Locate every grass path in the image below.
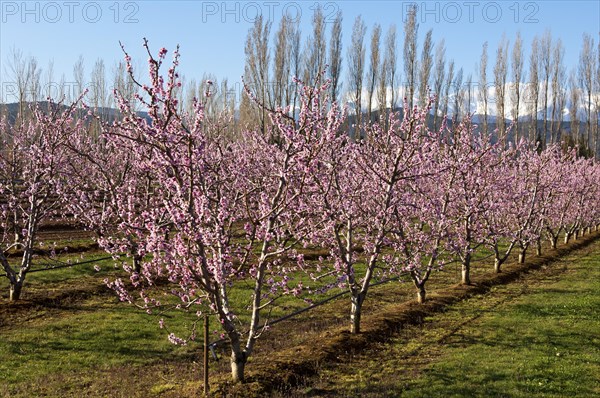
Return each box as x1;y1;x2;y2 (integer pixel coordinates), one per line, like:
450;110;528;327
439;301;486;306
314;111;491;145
294;238;600;397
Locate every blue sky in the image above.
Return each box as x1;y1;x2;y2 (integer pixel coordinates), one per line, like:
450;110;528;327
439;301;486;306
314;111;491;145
1;0;599;103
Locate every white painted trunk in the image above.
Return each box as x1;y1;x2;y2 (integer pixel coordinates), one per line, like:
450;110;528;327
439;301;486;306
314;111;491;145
461;253;471;285
227;331;247;383
230;352;246;384
461;266;470;285
350;292;365;334
518;249;526;264
494;257;502;273
416;285;426;304
9;281;23;301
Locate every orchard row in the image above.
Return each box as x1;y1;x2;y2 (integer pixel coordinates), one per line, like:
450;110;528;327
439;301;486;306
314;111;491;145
1;43;599;383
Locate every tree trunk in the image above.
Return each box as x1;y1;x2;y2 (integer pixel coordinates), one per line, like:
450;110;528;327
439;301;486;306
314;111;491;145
350;291;366;334
231;338;248;383
133;254;142;274
535;239;542;256
549;235;558;249
518;248;526;264
9;281;23;301
564;231;571;244
9;218;37;303
461;253;471;285
231;353;246;383
416;284;426;304
494;257;503;273
461;265;471;285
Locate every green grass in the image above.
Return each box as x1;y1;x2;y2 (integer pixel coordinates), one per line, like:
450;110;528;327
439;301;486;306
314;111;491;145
25;252;115;280
0;246;349;394
0;254;205;395
406;247;600;398
0;295;197;385
1;231;598;397
308;239;600;397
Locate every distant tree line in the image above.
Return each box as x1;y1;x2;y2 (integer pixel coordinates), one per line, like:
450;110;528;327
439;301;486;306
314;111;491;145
240;6;600;157
1;6;599;157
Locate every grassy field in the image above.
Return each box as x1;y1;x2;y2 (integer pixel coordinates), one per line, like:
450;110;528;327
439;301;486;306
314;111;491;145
296;237;600;397
1;232;599;397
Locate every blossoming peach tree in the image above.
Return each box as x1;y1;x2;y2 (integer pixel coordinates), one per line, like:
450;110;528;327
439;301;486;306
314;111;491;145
304;100;449;331
0;99;85;300
96;40;343;383
68;40;600;385
63;108;169;274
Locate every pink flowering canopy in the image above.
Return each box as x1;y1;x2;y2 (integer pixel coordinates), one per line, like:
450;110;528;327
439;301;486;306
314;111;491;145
38;41;600;384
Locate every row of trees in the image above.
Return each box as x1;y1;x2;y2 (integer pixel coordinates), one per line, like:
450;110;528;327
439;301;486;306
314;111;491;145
241;8;600;156
3;8;599;156
1;43;600;384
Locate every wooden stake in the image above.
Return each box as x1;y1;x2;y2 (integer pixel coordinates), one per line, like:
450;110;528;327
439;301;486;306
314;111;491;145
204;314;209;396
